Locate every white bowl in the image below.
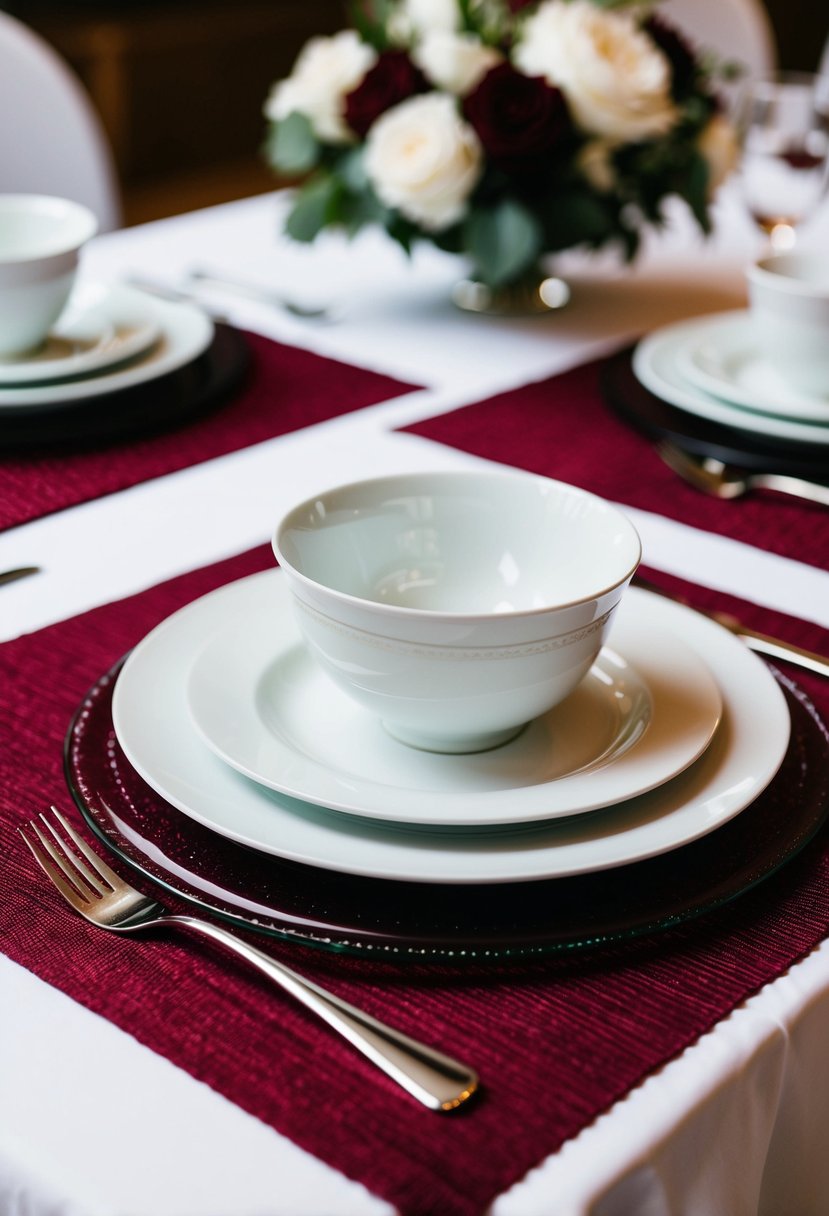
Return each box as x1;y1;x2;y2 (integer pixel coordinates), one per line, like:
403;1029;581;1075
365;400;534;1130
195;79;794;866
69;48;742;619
746;252;829;396
0;194;98;358
273;470;642;754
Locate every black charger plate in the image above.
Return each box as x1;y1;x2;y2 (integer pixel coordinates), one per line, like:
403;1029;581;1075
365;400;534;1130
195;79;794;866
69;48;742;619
0;323;249;451
601;348;829;481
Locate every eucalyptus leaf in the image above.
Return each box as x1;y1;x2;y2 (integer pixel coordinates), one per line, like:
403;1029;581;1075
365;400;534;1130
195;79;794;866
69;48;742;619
458;0;476;33
540;189;615;251
684;151;712;233
340;186;392;236
384;213;419;256
348;0;392;50
464;200;543;287
338;147;370;193
285;175;342;242
269;112;319;174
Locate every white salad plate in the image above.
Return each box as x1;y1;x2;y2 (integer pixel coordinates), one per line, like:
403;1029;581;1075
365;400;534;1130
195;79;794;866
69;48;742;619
633;311;829;445
185;575;722;827
112;571;790;885
675;311;829;423
0;283;213;410
0;282;160;385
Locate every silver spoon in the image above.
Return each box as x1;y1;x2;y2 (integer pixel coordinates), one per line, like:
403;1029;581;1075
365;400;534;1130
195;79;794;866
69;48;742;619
186;268;332;321
657;441;829;507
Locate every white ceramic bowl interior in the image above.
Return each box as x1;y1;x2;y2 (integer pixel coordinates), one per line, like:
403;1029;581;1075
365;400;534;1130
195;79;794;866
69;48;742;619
746;252;829;395
0;194;98;357
273;470;642;754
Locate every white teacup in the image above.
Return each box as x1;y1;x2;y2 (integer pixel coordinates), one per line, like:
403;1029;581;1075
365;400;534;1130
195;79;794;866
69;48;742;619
746;252;829;397
0;194;98;359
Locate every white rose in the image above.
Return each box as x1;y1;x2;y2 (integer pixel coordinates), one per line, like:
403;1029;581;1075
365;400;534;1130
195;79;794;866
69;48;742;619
364;93;483;231
698;113;739;196
414;31;502;96
264;30;377;143
393;0;460;39
514;0;677;143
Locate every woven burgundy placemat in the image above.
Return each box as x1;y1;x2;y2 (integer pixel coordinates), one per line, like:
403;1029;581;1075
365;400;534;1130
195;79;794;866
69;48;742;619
401;352;829;571
2;543;829;1216
0;330;418;532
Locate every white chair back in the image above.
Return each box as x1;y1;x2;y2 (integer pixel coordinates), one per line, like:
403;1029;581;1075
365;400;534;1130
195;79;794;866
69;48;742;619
0;12;121;231
659;0;777;81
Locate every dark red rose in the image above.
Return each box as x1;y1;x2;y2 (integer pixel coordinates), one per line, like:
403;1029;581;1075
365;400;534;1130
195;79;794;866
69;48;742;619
463;62;571;174
506;0;537;10
645;15;700;100
344;50;428;138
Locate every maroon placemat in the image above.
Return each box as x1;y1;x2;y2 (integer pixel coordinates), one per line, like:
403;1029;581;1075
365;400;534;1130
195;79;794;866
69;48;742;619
2;545;829;1216
401;352;829;572
0;330;418;532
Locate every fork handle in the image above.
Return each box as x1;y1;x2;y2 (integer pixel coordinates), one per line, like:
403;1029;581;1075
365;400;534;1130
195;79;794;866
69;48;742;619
162;914;478;1111
754;472;829;507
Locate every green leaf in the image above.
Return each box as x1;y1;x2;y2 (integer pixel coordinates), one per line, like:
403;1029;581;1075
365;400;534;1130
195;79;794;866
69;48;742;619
383;212;419;255
463;199;543;287
539;188;615;251
284;175;342;242
268;112;319;175
340;186;392;237
684;150;712;234
430;225;465;256
457;0;476;33
348;0;392;50
337;147;370;193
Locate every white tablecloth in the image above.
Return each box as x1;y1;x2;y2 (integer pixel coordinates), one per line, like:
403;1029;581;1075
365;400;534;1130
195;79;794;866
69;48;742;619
2;189;829;1216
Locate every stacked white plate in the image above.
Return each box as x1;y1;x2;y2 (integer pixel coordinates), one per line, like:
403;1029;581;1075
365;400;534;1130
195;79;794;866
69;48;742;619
0;281;213;411
109;569;791;887
633;309;829;445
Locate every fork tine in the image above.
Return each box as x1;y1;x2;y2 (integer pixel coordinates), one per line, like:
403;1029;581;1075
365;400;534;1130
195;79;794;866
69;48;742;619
47;805;125;891
18;822;94;908
32;817;105;898
37;811;107;896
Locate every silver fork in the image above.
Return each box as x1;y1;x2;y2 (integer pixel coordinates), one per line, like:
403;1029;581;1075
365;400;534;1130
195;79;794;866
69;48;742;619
657;441;829;507
20;807;479;1112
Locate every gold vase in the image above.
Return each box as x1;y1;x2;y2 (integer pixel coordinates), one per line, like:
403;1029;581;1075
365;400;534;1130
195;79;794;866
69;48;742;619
451;263;570;316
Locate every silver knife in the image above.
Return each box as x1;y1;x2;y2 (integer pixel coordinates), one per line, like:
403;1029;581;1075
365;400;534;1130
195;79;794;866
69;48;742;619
0;566;40;586
707;611;829;679
635;578;829;678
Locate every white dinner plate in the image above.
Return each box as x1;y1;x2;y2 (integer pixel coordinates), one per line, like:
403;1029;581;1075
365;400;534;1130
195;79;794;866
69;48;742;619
675;312;829;423
0;283;160;385
0;283;213;410
633;312;829;445
112;571;790;884
185;577;722;827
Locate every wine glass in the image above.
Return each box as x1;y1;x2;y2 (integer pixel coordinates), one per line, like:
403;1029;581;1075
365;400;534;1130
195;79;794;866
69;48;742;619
737;71;829;251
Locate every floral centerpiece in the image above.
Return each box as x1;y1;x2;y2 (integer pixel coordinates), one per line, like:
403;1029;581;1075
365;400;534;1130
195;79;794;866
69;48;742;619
264;0;738;308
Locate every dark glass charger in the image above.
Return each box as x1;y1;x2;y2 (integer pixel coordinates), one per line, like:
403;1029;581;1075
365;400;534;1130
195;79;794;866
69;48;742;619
64;658;829;964
0;323;249;451
601;347;829;481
